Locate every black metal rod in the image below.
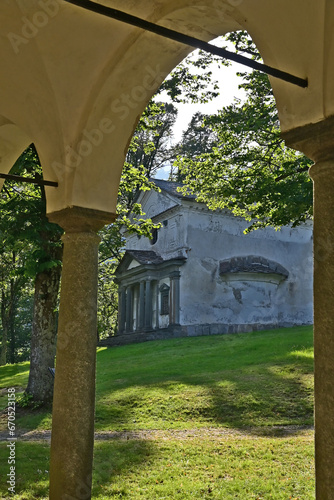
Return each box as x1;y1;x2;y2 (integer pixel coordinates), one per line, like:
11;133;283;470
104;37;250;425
64;0;308;88
0;173;58;187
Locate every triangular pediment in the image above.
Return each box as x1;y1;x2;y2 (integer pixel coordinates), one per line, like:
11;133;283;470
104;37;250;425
115;250;165;276
136;185;180;220
128;259;141;270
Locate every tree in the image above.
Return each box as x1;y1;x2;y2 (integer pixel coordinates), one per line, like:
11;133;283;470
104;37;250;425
0;145;63;403
170;111;218;181
97;164;161;338
126;101;178;178
0;249;30;365
175;32;313;231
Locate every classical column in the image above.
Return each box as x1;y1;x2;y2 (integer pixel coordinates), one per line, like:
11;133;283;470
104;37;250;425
139;281;145;330
283;116;334;500
170;272;181;325
125;286;133;333
48;206;115;500
155;282;160;329
119;287;126;334
144;279;152;330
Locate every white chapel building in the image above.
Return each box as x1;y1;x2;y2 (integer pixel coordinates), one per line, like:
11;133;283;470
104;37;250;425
110;179;313;345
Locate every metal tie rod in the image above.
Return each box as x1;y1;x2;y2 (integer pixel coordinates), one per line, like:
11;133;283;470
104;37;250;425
0;173;58;187
64;0;308;88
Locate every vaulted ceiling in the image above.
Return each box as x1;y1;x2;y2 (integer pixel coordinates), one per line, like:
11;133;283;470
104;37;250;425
0;1;331;214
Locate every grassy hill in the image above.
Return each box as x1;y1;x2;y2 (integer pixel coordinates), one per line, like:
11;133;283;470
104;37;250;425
0;326;315;499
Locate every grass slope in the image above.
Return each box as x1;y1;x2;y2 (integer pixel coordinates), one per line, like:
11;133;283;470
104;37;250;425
0;326;315;499
95;325;314;431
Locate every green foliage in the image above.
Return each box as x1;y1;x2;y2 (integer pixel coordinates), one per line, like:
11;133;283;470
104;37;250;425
175;32;313;231
158;49;223;104
127;102;177;177
17;391;44;410
0;146;63;273
0;145;63;365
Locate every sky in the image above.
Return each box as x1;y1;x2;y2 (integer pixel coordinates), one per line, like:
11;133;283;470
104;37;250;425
157;53;250;179
172;61;248;139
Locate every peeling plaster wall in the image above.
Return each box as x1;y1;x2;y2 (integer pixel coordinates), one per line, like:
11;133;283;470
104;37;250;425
125;189;313;333
179;202;313;330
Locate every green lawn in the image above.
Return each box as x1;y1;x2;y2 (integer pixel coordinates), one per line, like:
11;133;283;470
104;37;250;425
0;326;315;499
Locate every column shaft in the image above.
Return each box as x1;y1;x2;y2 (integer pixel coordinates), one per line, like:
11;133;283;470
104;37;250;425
145;280;152;330
139;281;145;330
310;161;334;500
283;117;334;500
48;206;115;500
125;287;133;333
49;231;100;499
119;288;126;334
170;273;181;325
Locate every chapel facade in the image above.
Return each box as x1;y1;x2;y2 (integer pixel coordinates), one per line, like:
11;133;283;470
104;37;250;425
109;179;313;346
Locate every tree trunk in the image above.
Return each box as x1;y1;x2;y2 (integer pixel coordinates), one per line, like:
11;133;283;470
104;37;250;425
0;323;8;366
26;253;62;404
0;290;10;366
9;279;16;364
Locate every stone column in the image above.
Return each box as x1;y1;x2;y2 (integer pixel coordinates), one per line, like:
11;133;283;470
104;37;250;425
139;281;145;330
170;272;181;325
283;116;334;500
48;206;115;500
144;279;152;330
119;288;126;334
125;286;133;333
155;282;160;329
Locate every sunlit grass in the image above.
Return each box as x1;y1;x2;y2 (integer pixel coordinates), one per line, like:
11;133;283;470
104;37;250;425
94;326;314;431
0;361;29;390
0;433;314;499
0;326;314;432
0;326;315;498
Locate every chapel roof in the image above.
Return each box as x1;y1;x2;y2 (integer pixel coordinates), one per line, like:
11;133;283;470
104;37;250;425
152;178;197;200
125;250;165;265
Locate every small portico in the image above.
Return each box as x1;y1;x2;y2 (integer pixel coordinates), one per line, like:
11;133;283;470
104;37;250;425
115;250;185;339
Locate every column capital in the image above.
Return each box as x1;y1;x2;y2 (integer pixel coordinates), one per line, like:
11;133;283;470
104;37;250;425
282;114;334;163
47;206;116;233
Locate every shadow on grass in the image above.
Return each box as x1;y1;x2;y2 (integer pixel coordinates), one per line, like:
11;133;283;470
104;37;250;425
92;439;157;497
0;439;156;499
202;363;313;435
95;326;314;434
0;326;315;436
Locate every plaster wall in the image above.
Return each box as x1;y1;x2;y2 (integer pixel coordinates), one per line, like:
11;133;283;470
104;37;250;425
125;191;313;331
126;208;188;260
179;203;313;329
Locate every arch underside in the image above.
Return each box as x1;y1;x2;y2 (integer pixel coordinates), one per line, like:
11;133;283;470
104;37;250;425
0;0;332;213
